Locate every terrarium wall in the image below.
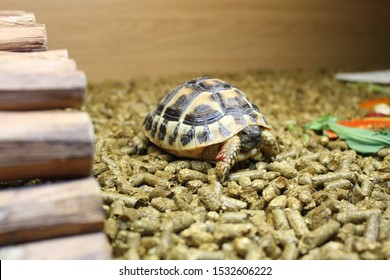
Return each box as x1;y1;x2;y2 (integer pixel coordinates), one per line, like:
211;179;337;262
2;0;390;82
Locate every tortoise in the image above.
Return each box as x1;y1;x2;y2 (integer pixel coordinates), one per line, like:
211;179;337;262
134;77;279;181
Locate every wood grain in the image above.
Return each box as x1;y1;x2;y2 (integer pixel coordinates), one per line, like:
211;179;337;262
0;232;111;260
0;49;69;60
0;10;45;52
0;10;36;24
1;0;389;81
0;111;94;180
0;57;77;73
0;50;71;74
0;178;104;246
0;50;86;110
0;71;87;110
0;23;47;52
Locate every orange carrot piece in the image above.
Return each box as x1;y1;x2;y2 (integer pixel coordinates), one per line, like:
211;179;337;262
323;129;338;139
337;118;390;130
359;98;390;110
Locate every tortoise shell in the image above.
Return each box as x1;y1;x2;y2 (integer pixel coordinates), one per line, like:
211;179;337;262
142;77;271;154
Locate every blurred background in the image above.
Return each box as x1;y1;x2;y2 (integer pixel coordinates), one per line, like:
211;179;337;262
2;0;390;82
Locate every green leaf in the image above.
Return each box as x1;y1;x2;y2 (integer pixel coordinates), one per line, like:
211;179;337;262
367;84;390;96
306;115;390;154
305;114;338;131
328;122;390;154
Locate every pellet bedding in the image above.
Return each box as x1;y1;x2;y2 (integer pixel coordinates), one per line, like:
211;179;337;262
87;70;390;260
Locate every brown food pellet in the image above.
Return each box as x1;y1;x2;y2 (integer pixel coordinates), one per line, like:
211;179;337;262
335;209;382;224
286;197;303;211
324;179;353;190
221;195;248;211
213;223;254;243
150;197;177;212
190;160;212;173
262;183;281;202
268;195;287;210
238;176;252;188
364;213;380;242
272;209;290;230
220;212;248;223
198;181;222;211
300;220;341;252
268;161;297;179
178;168;208;183
161;211;195;232
144;173;174;189
228;169;266;181
281;242;300;260
285;209;309;237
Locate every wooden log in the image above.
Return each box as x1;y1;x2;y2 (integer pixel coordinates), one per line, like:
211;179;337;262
0;11;36;25
0;57;78;73
0;111;94;180
0;71;87;110
0;49;69;61
0;23;47;52
0;178;104;246
0;232;111;260
0;49;74;73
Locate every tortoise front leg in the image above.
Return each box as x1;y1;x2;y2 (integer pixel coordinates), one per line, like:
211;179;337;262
259;129;279;158
215;135;241;181
133;132;150;154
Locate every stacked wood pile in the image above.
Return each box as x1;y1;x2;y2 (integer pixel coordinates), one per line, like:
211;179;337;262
0;11;111;259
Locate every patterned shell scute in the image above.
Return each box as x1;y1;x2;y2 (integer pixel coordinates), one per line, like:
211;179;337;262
143;77;271;151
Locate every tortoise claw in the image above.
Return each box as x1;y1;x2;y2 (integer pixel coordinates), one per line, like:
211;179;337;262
215;161;231;182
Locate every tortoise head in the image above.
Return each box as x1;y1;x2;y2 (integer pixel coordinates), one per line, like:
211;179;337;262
239;126;279;158
238;125;262;151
